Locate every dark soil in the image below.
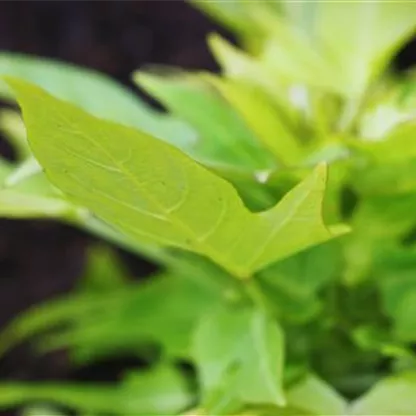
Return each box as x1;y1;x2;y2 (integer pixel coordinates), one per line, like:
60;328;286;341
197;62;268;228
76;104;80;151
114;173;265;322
0;0;414;412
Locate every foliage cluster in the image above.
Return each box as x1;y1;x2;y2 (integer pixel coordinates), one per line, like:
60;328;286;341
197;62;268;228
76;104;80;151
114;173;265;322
0;1;415;415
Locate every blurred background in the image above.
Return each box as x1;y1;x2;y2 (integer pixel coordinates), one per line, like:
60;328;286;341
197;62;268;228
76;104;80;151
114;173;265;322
0;0;414;396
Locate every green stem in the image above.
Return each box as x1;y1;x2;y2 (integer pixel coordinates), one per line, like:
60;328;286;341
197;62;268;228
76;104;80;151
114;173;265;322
66;211;170;266
243;278;269;312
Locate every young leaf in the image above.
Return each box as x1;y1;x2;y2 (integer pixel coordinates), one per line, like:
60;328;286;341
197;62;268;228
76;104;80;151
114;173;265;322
205;75;304;166
207;34;296;124
258;17;340;95
9;79;345;277
193;306;286;411
314;1;416;98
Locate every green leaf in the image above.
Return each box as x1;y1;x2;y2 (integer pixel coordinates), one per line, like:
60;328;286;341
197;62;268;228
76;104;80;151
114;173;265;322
9;79;344;277
204;75;304;166
343;194;416;284
284;374;347;415
135;69;276;170
77;246;130;293
12;270;229;362
258;15;340;95
314;1;416;98
375;246;416;342
207;34;295;123
257;242;342;323
0;364;193;415
350;372;416;415
0;52;196;146
189;0;280;48
359;122;416;164
193;306;286;412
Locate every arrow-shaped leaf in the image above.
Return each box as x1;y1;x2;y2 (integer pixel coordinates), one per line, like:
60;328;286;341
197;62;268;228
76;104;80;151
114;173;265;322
8;79;346;277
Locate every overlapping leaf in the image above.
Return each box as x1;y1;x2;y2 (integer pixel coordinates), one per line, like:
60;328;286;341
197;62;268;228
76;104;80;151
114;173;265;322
135;70;276;170
0;364;193;415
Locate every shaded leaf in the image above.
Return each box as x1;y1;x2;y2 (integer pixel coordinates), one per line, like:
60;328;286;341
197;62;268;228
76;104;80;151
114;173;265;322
257;242;341;323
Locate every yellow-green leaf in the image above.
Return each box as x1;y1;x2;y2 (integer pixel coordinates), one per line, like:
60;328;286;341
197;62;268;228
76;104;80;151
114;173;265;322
9;79;345;277
205;75;303;165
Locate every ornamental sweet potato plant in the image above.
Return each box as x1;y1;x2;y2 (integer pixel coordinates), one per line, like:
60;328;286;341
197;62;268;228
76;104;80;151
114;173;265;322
0;1;415;415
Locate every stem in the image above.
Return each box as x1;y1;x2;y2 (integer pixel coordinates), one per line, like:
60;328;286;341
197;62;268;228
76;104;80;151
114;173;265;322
243;278;269;312
338;96;361;133
66;211;170;266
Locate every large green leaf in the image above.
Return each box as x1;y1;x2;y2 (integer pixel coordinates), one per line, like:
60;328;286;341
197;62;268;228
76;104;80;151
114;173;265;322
9;79;344;277
193;306;286;413
0;364;193;415
0;52;196;147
